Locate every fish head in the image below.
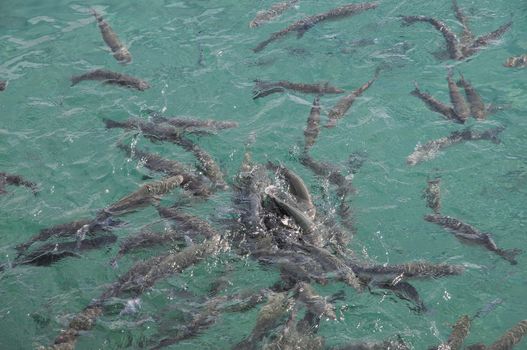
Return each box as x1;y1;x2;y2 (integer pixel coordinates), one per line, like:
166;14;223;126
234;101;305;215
114;48;132;64
137;80;150;91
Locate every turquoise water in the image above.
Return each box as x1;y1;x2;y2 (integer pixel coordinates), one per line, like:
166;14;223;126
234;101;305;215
1;0;526;349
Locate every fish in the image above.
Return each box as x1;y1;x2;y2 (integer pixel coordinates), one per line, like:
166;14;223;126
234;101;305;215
374;280;427;313
6;234;117;269
304;95;321;151
452;0;475;46
111;230;185;266
463;21;512;57
291;241;363;290
424;214;522;265
333;337;409;349
504;54;527;68
473;298;503;319
406;126;505;166
269;191;323;247
295;282;336;319
423;178;441;214
447;68;470;123
91;9;131;63
233;292;292;350
117;143;211;197
253;2;378;52
171;134;228;190
0;172;38;195
325;69;378;128
151;114;239;130
100;175;184;218
352;261;464;280
71;69;149;91
15;217;120;253
0;80;6;91
400;8;512;61
430;314;471;350
457;73;488;120
252;80;344;99
267;161;316;219
411;82;457;121
52;235;223;349
300;153;355;196
249;0;299;28
104;117;186;144
156;205;220;240
401;15;463;60
486;319;527;350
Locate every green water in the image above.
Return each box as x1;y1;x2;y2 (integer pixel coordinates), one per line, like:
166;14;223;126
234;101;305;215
1;0;526;349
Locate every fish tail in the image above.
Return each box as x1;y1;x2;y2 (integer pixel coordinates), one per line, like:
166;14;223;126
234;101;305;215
90;8;102;22
103;118;125;129
70;74;83;86
499;248;522;265
410;81;421;96
481;126;505;144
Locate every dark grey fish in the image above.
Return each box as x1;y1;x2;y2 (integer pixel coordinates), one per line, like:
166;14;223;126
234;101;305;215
101;175;184;217
463;21;512;57
325;69;378;128
429;314;471;350
406;126;505;166
352;261;464;280
452;0;474;45
253;2;378;52
423;178;441;214
117;143;211;197
504;54;527;68
269;191;323;247
111;230;185;266
401;15;463;60
15;217;119;253
104;117;186;144
171;134;228;190
457;74;487;120
249;0;299;28
411;82;457;121
333;337;409;350
447;68;470;123
267;161;316;219
424;214;522;265
291;241;363;290
233;292;292;350
0;172;38;195
0;80;6;91
486;320;527;350
299;153;355;196
91;9;131;63
304;95;321;151
7;234;117;269
156;206;220;240
401;9;512;61
153;290;267;349
52;235;222;349
71;69;149;91
375;280;427;313
252;80;344;99
151;114;238;130
295;282;336;319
